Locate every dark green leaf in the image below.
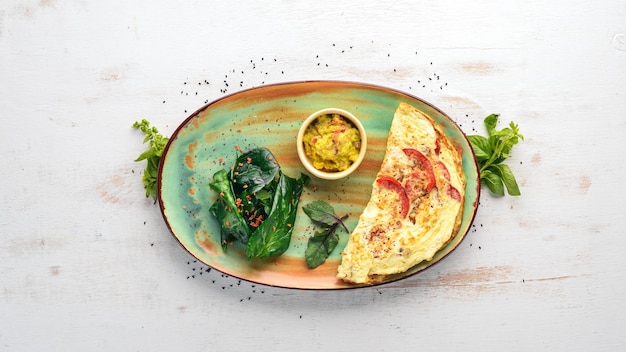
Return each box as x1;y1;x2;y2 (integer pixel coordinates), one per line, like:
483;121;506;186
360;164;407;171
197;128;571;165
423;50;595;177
232;147;280;194
305;226;344;269
302;200;349;269
209;169;251;247
489;164;521;196
302;200;347;230
481;169;505;196
245;172;309;259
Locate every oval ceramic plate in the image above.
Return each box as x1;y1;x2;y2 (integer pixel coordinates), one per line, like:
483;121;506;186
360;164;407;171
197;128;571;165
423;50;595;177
158;81;480;289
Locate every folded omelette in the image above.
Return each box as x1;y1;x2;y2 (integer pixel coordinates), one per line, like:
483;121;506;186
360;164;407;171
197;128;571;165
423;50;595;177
337;102;465;284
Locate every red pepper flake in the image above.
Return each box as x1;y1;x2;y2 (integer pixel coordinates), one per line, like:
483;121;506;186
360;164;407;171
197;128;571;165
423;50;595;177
219;192;225;197
218;157;223;164
246;157;252;164
249;214;263;228
311;186;318;192
235;145;241;151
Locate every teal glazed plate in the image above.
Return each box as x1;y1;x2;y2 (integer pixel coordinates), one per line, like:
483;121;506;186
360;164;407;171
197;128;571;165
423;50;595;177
158;81;480;289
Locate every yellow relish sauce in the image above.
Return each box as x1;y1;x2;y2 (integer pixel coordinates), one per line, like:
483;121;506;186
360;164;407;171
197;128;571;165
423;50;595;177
302;113;361;172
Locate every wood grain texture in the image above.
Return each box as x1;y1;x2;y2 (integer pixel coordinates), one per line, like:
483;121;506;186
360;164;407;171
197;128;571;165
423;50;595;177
1;0;626;351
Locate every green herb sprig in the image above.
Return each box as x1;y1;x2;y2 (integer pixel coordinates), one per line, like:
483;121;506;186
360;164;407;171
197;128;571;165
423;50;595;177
132;119;169;202
468;114;523;196
302;200;349;269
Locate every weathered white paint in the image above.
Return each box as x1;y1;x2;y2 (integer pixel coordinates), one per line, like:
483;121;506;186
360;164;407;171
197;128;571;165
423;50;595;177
1;0;625;351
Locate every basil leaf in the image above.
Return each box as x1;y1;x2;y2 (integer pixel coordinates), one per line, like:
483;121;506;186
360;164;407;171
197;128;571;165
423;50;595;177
209;169;251;247
467;135;492;162
469;114;523;197
245;172;309;259
484;114;499;136
232;147;280;194
489;164;521;196
481;169;505;196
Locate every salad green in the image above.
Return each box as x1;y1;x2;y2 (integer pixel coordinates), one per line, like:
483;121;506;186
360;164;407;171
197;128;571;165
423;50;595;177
302;200;349;269
209;147;309;259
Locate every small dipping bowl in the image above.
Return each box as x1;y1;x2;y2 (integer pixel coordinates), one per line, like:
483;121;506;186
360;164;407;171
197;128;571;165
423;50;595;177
296;108;367;180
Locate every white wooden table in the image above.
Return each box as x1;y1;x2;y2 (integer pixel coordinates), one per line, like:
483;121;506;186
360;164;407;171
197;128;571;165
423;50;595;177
2;1;625;351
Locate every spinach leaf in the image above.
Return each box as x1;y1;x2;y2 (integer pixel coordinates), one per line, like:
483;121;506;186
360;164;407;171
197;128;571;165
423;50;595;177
232;147;280;194
209;169;251;247
209;147;308;259
245;172;309;259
